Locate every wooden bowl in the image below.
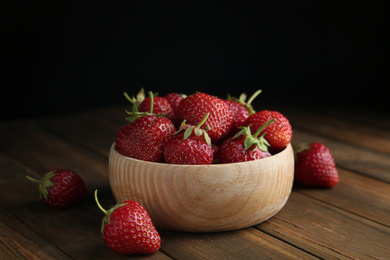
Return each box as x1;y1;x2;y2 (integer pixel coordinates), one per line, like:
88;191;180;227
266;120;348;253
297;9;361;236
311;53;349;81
108;143;294;232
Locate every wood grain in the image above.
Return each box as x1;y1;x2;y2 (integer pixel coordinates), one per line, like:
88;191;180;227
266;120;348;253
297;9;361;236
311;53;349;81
258;192;390;259
1;104;389;259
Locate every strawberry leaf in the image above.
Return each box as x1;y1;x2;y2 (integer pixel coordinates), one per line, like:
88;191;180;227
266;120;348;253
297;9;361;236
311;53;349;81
194;127;203;137
184;126;194;140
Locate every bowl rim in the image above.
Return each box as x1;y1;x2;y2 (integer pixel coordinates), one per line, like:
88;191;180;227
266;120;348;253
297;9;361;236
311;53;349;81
109;142;293;169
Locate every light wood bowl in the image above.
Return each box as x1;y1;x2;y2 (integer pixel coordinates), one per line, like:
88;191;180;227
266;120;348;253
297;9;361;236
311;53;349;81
108;143;294;232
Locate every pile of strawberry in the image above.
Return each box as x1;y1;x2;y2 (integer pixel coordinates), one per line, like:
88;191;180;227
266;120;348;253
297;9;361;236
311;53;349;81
116;89;293;164
25;88;339;256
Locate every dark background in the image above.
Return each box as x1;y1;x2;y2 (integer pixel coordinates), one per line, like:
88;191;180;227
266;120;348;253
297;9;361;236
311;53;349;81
1;1;387;120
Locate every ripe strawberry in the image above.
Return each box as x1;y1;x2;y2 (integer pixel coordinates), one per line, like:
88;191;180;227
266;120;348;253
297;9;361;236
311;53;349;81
115;115;176;162
164;93;186;113
139;96;174;117
217;119;274;163
242;110;292;154
164;93;187;128
176;92;233;143
26;170;87;208
94;190;161;255
163;113;213;164
116;92;176;162
124;88;174;117
294;142;339;188
225;89;262;137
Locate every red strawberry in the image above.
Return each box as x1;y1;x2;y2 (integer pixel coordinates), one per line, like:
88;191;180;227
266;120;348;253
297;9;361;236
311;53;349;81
94;190;161;255
163;113;213;164
124;88;173;117
294;142;339;188
116;92;176;162
139;96;174;117
164;93;186;113
176;92;233;143
26;170;87;208
225;89;262;137
217;119;274;163
243;110;292;154
164;93;187;128
115;115;176;162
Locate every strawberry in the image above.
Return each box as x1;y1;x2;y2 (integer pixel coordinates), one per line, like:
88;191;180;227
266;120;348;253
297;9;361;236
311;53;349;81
94;190;161;255
242;110;292;154
115;115;176;162
164;93;186;113
164;93;187;128
124;88;174;117
225;89;262;137
294;142;339;188
217;119;274;163
26;170;87;208
163;113;213;164
139;96;174;117
116;92;176;162
176;92;233;143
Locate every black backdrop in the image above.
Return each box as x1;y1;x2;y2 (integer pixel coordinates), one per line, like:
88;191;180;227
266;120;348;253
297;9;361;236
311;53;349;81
1;1;386;119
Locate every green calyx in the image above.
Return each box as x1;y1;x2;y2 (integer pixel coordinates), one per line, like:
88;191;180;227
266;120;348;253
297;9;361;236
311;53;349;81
227;89;262;115
233;118;276;151
124;88;146;112
176;113;212;146
124;90;168;122
26;171;56;200
94;189;126;234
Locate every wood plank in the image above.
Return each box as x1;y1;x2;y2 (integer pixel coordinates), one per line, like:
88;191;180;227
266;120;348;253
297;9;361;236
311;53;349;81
0;119;109;189
315;105;390;131
0;115;317;259
291;129;390;183
0;153;171;260
31;108;390;243
39;109;390;259
37;112;121;157
92;105;129;126
0;209;72;260
159;228;317;260
2;106;390;259
257;192;390;260
283;107;390;154
294;168;390;227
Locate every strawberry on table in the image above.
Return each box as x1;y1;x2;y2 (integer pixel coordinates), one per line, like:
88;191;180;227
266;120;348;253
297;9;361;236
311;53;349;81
294;142;339;188
26;170;87;208
94;190;161;255
116;91;176;162
216;119;275;163
176;92;233;143
163;113;213;165
243;110;292;154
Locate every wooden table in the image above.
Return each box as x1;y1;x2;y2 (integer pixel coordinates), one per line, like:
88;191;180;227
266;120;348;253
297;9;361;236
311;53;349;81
1;104;389;259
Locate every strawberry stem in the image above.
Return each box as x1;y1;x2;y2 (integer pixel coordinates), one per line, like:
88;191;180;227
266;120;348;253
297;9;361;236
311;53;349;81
253;118;276;138
196;112;210;128
148;91;154;114
25;175;40;183
246;89;262;107
94;190;107;215
123;91;133;104
26;171;55;199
